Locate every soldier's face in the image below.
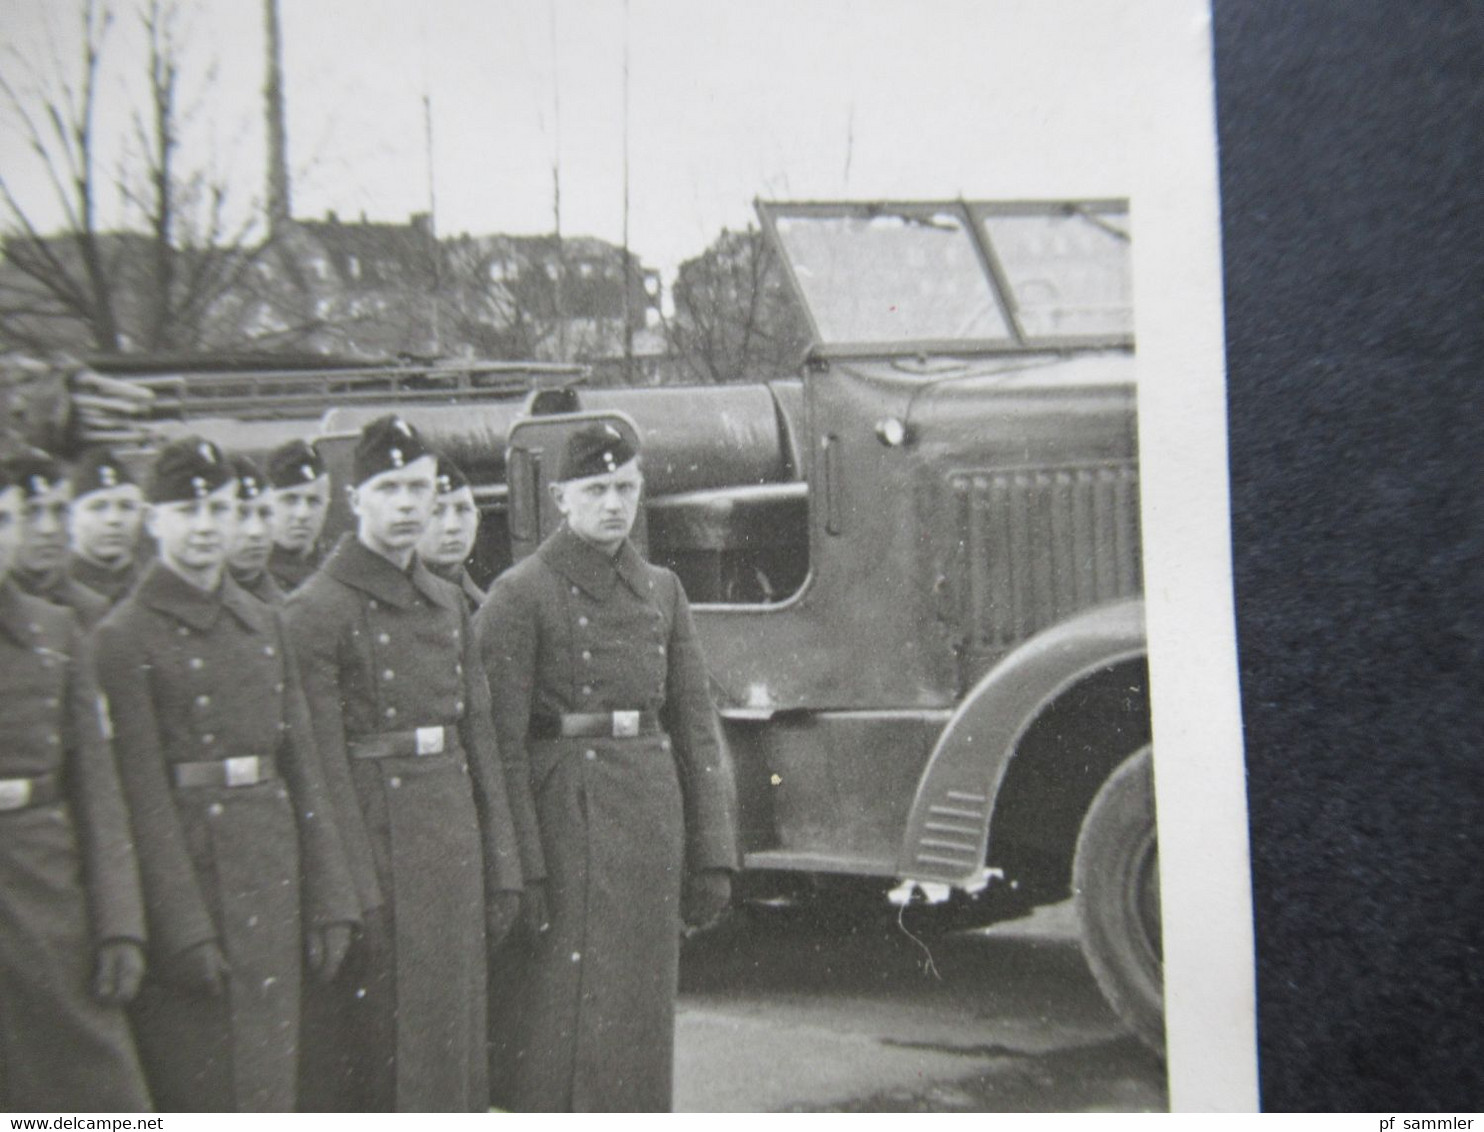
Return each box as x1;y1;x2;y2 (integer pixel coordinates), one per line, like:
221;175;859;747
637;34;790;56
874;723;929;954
269;474;330;552
18;479;72;573
418;485;479;568
552;458;643;553
69;484;144;565
146;481;239;576
229;496;275;576
0;487;21;582
350;457;437;557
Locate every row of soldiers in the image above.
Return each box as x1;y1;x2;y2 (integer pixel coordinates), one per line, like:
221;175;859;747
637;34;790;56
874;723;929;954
0;413;737;1113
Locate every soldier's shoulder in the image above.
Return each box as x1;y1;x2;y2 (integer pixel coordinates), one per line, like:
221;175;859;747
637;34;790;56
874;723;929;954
13;587;78;645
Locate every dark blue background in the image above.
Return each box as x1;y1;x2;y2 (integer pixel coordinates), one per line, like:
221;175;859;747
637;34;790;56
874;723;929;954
1215;2;1483;1110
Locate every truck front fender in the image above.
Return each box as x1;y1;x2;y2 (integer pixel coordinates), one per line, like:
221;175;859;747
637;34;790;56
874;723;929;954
895;598;1147;884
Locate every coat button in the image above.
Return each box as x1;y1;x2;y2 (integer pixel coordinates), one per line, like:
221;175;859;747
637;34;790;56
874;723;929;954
389;776;401;788
274;682;284;693
382;669;395;681
571;951;581;962
189;658;205;670
581;650;592;662
368;600;378;611
657;645;666;656
209;803;224;817
581;685;593;696
578;616;589;628
263;645;276;657
584;749;596;761
196;694;211;708
455;662;463;676
385;706;397;719
177;626;190;637
45;696;60;709
378;633;391;645
570;585;580;596
202;733;216;745
455;700;464;713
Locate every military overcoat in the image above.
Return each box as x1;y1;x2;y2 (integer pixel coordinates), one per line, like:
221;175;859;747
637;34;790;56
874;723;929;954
232;568;287;608
266;544;321;594
475;524;737;1112
69;554;143;606
91;563;359;1111
429;562;486;614
282;535;533;1112
0;580;152;1111
16;564;110;629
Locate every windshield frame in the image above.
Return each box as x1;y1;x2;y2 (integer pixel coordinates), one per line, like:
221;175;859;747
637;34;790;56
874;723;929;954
756;198;1134;360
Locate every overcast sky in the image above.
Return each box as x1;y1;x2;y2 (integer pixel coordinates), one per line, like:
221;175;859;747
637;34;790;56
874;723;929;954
1;0;1142;281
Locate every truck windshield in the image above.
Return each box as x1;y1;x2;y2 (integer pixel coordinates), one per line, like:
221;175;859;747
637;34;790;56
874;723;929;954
760;200;1133;354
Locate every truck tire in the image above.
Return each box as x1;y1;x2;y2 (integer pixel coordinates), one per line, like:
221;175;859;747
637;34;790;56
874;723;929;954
1073;745;1165;1055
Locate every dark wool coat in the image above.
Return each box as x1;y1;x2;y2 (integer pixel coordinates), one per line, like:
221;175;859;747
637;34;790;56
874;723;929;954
15;564;111;630
428;562;486;615
231;568;287;608
266;543;321;595
92;564;359;1112
475;525;738;1113
282;535;532;1112
0;581;152;1112
68;553;143;607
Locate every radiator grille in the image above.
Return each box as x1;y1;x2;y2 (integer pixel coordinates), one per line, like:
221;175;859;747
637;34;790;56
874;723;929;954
949;462;1141;651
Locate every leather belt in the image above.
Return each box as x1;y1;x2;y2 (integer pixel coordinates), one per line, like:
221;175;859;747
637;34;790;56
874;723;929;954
0;772;62;812
530;710;661;740
173;756;278;789
349;725;450;760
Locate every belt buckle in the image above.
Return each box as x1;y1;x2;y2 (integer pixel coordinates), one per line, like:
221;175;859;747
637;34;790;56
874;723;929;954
224;756;259;787
611;711;641;739
0;778;33;810
415;726;445;756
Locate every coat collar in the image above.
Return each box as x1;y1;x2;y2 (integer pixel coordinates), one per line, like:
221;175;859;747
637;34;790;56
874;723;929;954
135;560;264;633
231;567;286;607
427;561;487;611
15;563;72;606
322;534;452;611
538;523;649;600
0;579;40;646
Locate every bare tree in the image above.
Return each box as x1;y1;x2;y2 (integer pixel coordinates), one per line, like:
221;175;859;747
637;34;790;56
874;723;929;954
0;0;266;355
665;225;810;385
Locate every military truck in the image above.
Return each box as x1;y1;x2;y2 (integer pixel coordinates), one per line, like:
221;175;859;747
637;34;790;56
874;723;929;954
81;198;1158;1051
303;198;1157;1052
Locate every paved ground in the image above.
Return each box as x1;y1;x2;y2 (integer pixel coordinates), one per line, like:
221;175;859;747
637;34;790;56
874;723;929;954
674;900;1168;1112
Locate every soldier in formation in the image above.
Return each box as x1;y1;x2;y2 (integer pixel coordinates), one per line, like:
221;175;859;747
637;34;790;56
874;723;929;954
7;451;110;629
66;447;147;605
264;439;331;594
0;457;153;1112
283;415;534;1112
417;454;487;612
476;421;737;1112
91;438;359;1111
226;455;287;606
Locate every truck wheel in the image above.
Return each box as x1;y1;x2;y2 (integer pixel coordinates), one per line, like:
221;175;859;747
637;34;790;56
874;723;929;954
1073;746;1165;1055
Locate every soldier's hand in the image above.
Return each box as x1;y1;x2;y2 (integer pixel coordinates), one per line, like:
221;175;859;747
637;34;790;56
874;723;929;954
308;922;355;982
171;940;230;996
682;868;732;932
93;939;146;1004
521;881;551;938
486;891;522;947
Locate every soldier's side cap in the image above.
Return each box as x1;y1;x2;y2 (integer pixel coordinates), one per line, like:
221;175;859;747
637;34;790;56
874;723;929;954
72;446;135;496
265;438;326;489
230;454;268;501
557;421;640;482
434;452;471;495
6;449;66;498
148;437;233;504
353;415;431;486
